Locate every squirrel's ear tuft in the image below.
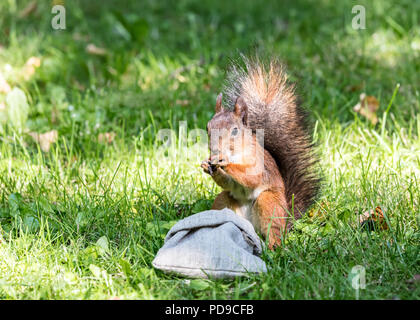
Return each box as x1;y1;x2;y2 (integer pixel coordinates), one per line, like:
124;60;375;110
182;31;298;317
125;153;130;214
234;96;248;125
215;93;224;113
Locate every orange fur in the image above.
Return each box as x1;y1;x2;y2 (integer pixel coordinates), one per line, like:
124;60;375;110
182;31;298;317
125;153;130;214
212;191;240;211
203;58;319;250
253;190;288;249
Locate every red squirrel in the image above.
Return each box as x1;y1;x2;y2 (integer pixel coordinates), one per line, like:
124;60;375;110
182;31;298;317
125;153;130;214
201;57;320;249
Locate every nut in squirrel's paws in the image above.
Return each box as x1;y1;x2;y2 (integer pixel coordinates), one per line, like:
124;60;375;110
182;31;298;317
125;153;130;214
201;160;211;174
201;160;219;176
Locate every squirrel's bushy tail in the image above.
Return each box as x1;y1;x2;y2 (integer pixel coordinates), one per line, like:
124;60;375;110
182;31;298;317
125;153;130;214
223;56;320;220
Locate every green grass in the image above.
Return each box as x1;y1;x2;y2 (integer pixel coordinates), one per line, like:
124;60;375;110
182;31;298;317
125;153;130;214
0;0;419;299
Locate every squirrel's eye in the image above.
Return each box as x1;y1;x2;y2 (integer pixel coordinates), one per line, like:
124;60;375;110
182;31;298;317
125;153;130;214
231;127;238;136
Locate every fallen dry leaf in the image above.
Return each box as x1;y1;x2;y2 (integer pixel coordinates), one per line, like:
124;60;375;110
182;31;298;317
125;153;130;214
29;130;58;152
353;93;380;125
22;56;42;80
175;74;187;83
51;107;59;124
406;274;420;291
407;274;420;285
23;67;36;80
86;44;107;56
0;72;12;94
345;83;363;92
98;132;116;144
73;32;90;42
18;0;37;18
359;206;389;230
26;56;41;68
308;201;330;219
107;66;118;76
175;99;190;107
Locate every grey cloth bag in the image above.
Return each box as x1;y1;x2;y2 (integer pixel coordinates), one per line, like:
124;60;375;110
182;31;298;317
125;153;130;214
152;208;267;278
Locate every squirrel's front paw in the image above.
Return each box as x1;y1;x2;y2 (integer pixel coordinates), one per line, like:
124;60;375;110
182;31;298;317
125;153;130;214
201;160;211;174
201;160;220;176
211;166;231;188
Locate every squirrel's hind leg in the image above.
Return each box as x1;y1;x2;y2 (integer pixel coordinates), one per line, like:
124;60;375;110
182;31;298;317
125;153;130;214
253;190;288;250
